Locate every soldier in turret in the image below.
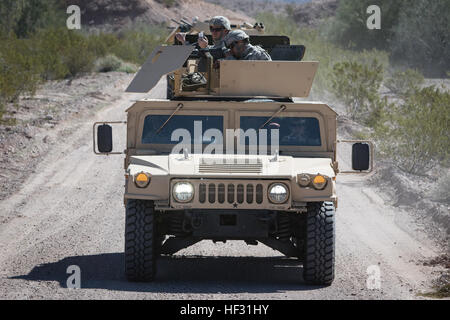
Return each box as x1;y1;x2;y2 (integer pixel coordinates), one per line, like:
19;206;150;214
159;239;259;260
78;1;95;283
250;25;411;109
175;16;231;50
224;30;271;61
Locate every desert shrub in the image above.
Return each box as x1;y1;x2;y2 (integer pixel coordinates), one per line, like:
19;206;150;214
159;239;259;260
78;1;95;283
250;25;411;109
375;86;450;174
0;35;42;122
326;0;405;50
111;25;167;65
33;28;95;79
0;22;167;121
86;33;121;58
326;0;450;77
95;54;123;73
385;69;424;96
94;54;138;73
256;12;389;94
391;0;450;77
117;62;139;74
330;60;384;123
0;0;65;37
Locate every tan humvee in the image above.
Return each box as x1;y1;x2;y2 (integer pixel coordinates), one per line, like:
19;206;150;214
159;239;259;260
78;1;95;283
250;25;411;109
94;35;373;285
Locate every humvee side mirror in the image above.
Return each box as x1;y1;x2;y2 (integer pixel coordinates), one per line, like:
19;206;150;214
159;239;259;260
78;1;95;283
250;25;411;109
93;121;126;155
337;140;374;173
352;143;370;171
98;124;112;153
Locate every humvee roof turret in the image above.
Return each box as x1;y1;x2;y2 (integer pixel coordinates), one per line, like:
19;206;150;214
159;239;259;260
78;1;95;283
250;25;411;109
94;32;373;285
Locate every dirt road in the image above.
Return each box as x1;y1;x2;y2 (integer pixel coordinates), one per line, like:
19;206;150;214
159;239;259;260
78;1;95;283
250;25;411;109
0;78;442;299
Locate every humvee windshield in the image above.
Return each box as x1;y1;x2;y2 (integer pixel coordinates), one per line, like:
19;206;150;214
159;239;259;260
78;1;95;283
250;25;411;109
240;116;321;147
142;114;223;144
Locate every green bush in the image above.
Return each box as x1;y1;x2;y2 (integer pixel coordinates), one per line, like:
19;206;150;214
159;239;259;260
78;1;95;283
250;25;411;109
0;0;65;37
375;86;450;174
330;59;384;124
325;0;450;77
111;25;167;65
33;28;96;79
86;25;168;66
117;62;139;74
326;0;405;50
95;54;123;73
0;22;167;121
391;0;450;77
94;54;138;73
385;69;425;96
86;33;121;58
0;35;42;122
256;12;389;94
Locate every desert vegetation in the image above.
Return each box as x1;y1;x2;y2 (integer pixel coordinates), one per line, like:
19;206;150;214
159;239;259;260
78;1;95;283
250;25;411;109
258;9;449;177
0;0;168;123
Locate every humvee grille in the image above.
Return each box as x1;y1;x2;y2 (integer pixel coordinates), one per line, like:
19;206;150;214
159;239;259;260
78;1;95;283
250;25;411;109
199;182;264;205
198;158;262;174
170;179;291;210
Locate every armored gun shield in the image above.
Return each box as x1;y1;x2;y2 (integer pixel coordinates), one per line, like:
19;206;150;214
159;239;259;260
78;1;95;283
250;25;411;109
126;45;195;93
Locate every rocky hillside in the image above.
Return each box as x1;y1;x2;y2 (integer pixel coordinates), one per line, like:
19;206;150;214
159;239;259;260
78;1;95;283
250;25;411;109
204;0;338;27
67;0;254;30
288;0;339;27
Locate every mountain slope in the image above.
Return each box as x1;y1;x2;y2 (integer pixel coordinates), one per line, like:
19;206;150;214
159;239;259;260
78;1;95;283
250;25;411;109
68;0;254;30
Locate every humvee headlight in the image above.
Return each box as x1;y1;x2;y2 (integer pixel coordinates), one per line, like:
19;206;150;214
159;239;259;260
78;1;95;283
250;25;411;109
134;172;150;188
297;173;311;187
268;183;289;204
173;182;194;203
312;175;327;190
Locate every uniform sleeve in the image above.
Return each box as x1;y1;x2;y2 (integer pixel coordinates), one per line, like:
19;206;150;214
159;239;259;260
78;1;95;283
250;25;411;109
260;50;272;61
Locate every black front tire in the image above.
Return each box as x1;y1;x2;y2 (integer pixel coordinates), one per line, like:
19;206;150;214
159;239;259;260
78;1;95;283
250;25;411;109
125;199;157;282
303;202;335;285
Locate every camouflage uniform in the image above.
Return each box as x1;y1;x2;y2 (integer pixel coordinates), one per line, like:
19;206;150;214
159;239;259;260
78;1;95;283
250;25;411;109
224;30;271;61
210;38;227;50
237;44;271;61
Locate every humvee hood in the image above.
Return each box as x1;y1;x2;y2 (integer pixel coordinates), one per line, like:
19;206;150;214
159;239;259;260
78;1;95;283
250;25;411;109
128;154;335;178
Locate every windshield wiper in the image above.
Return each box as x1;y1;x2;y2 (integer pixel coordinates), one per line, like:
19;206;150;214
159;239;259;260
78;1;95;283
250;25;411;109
156;103;184;134
258;104;287;130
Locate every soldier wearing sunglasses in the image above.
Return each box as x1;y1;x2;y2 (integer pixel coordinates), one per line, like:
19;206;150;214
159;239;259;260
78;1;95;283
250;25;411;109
175;16;231;50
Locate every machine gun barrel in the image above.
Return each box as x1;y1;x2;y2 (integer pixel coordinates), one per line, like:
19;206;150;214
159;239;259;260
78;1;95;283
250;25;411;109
190;47;227;60
171;18;182;25
180;19;193;28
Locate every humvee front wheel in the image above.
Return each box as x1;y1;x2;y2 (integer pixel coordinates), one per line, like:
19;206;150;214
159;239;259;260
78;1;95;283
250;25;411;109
303;202;335;285
125;199;157;281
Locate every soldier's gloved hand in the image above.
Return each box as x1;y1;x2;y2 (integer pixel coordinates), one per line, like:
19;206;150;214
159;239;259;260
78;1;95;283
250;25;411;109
198;36;208;49
175;32;186;44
